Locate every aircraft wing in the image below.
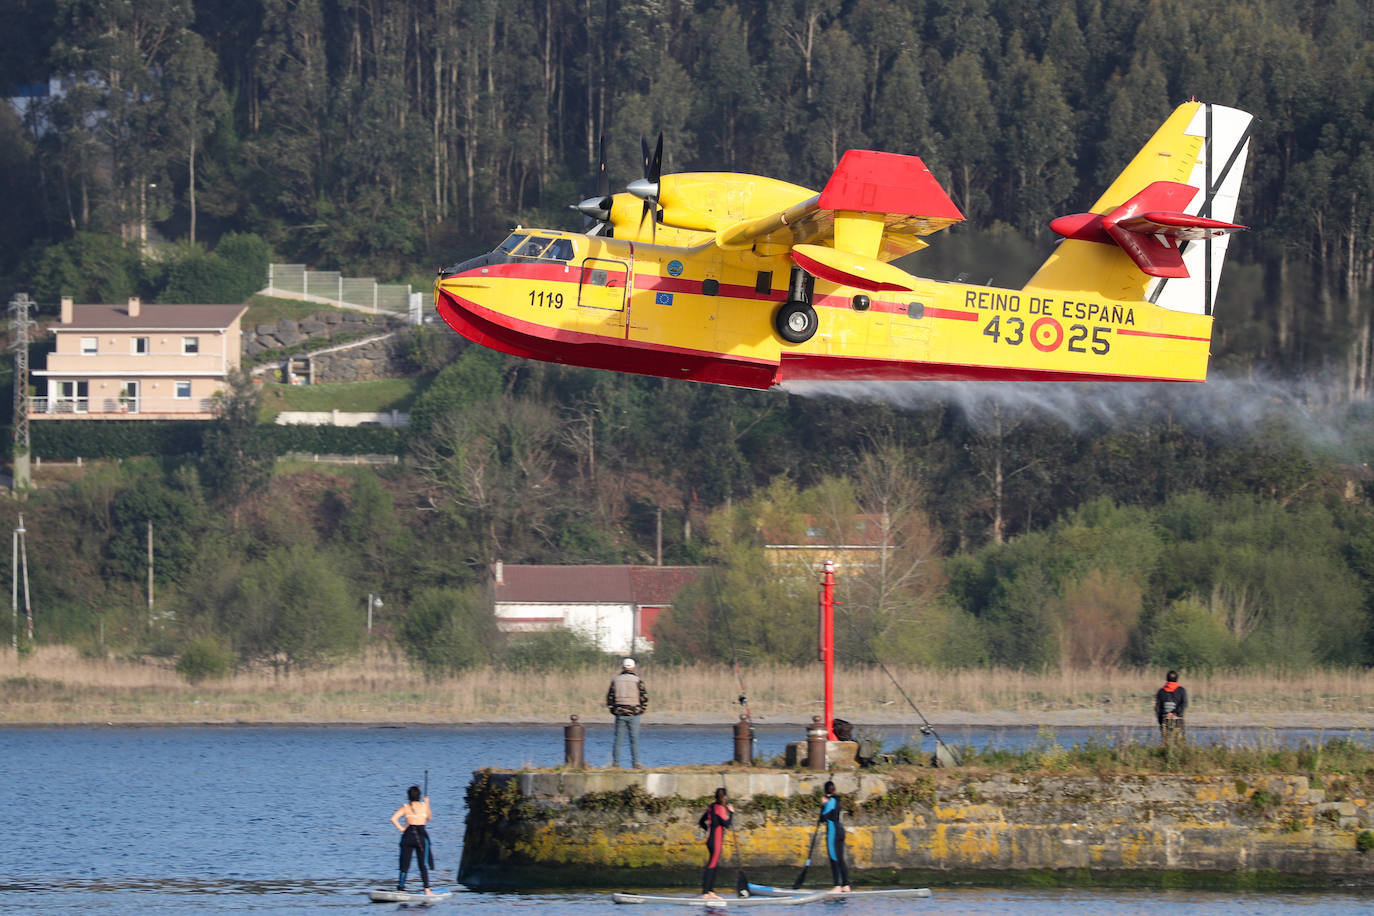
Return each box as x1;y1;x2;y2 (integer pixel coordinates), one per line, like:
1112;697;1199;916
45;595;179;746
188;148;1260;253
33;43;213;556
714;150;964;260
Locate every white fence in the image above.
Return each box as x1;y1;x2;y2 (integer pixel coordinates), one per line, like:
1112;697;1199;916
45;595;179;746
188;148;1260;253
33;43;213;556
264;264;424;322
274;410;409;427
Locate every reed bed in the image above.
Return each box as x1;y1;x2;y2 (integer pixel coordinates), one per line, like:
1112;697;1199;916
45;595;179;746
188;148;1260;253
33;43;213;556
2;645;1373;727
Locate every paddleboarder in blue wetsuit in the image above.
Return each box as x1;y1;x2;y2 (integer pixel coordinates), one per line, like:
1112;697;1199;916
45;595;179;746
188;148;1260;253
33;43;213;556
697;787;735;900
819;781;850;893
390;786;435;896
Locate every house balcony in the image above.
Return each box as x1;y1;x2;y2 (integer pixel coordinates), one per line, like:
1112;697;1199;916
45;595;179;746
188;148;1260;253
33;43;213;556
28;396;218;420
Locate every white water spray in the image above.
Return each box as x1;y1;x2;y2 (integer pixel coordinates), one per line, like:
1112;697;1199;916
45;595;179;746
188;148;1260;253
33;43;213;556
781;374;1364;455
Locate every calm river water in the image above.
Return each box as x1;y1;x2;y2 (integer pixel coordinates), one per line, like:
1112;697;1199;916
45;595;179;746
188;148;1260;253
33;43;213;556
0;724;1370;914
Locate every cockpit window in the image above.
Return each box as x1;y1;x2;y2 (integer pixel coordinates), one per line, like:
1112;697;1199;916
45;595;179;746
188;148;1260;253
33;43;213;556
493;232;574;262
513;237;552;258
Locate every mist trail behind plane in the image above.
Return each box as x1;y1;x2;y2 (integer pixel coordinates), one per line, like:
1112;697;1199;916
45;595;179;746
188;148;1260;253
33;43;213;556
781;373;1367;457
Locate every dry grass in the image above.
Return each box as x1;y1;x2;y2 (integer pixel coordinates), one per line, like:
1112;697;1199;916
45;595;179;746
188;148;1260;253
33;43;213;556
2;645;1373;727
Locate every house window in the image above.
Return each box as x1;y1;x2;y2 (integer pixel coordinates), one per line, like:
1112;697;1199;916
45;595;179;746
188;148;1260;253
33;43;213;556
182;336;199;354
81;337;98;355
133;337;149;355
56;380;88;413
175;381;191;399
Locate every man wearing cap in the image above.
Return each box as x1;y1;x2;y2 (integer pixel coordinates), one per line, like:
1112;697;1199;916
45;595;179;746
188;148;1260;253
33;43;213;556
607;658;649;768
1155;670;1188;744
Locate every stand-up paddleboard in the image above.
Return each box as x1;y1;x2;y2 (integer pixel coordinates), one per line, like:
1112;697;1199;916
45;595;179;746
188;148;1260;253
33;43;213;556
745;882;932;899
612;890;829;906
368;887;453;903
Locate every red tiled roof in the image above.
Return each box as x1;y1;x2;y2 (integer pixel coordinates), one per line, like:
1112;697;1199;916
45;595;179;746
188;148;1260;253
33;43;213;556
629;566;702;604
494;565;703;605
62;303;247;330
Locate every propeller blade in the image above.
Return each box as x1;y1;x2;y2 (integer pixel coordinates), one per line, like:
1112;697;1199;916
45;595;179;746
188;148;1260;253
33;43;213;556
642;200;655;244
648;131;663;184
596;133;609;200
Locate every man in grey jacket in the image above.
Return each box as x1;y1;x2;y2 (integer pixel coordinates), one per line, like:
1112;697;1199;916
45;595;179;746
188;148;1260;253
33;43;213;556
607;658;649;768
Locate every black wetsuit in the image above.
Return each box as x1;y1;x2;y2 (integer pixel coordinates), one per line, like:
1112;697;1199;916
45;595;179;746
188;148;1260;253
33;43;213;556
398;824;433;890
821;795;849;887
698;802;731;894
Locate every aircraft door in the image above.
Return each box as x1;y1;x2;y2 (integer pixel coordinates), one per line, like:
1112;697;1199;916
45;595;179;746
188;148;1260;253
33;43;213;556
578;259;628;311
575;258;629;337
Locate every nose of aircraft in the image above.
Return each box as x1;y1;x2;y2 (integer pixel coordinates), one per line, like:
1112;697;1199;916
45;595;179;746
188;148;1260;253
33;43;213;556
438;252;496;279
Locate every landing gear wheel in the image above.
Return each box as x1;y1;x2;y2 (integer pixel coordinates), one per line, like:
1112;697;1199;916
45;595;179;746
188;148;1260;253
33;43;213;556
775;300;818;343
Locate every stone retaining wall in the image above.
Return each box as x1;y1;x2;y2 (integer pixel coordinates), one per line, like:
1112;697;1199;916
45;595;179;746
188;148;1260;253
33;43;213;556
242;312;410;381
458;768;1374;890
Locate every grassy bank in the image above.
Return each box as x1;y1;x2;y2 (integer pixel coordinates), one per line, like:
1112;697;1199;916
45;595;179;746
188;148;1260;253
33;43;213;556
3;646;1374;728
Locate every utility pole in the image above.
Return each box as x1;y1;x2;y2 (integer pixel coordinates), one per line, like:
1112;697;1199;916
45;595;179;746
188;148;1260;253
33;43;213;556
147;519;154;623
8;293;34;490
12;513;30;647
10;519;17;652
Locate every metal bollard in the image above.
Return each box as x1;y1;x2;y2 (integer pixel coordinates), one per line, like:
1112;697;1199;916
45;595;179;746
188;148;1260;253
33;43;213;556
564;714;585;768
806;715;827;771
733;714;754;765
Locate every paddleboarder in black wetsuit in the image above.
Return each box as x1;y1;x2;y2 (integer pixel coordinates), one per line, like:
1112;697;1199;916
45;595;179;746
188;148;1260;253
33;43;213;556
698;788;734;900
390;785;435;895
820;781;850;893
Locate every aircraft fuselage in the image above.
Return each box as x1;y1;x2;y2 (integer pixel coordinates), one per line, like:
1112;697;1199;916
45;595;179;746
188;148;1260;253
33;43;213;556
434;228;1213;390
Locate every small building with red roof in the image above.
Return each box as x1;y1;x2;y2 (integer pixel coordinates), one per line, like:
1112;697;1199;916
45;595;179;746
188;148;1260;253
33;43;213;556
491;562;702;655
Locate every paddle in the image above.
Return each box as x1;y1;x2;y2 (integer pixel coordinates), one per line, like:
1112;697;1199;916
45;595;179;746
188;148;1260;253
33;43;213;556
792;820;822;889
423;770;435;871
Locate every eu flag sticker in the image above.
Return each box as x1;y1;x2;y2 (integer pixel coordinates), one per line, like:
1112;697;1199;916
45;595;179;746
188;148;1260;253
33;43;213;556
655;292;674;306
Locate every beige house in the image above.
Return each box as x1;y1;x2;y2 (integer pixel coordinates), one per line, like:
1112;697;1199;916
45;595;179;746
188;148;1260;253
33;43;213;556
32;297;248;420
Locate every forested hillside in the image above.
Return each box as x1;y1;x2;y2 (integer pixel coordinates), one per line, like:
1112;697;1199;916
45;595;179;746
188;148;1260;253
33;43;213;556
4;339;1374;675
3;0;1374;383
2;1;1374;676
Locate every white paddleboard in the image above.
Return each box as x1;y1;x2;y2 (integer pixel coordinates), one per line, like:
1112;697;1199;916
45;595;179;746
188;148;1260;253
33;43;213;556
612;891;829;906
368;887;453;903
745;883;932;898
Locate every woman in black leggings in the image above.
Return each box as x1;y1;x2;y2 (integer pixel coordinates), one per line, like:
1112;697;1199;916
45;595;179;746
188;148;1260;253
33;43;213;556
389;785;435;895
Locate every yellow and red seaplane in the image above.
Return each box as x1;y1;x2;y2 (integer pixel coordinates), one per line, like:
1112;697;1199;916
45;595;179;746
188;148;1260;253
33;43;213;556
434;101;1251;390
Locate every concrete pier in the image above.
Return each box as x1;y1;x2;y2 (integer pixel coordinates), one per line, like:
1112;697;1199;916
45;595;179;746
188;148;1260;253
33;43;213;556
459;768;1374;890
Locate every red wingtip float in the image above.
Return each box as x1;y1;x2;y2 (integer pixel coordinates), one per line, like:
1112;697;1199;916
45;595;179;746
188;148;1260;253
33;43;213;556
1050;180;1247;279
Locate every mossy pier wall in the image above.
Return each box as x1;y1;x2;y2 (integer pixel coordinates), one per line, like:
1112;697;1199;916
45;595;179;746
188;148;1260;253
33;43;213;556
459;769;1374;890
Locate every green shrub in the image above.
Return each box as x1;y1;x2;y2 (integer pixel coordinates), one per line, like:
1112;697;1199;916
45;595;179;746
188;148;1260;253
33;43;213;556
33;421;210;459
1357;830;1374;854
399;587;496;677
500;628;611;673
176;637;234;683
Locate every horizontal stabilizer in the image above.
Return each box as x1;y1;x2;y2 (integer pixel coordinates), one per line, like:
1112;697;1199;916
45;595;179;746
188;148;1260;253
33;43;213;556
792;243;916;292
1050;180;1248;279
1114;211;1247;240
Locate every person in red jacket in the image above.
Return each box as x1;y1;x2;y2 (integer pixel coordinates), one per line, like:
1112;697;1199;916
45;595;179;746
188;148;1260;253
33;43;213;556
697;787;734;899
1154;670;1188;743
